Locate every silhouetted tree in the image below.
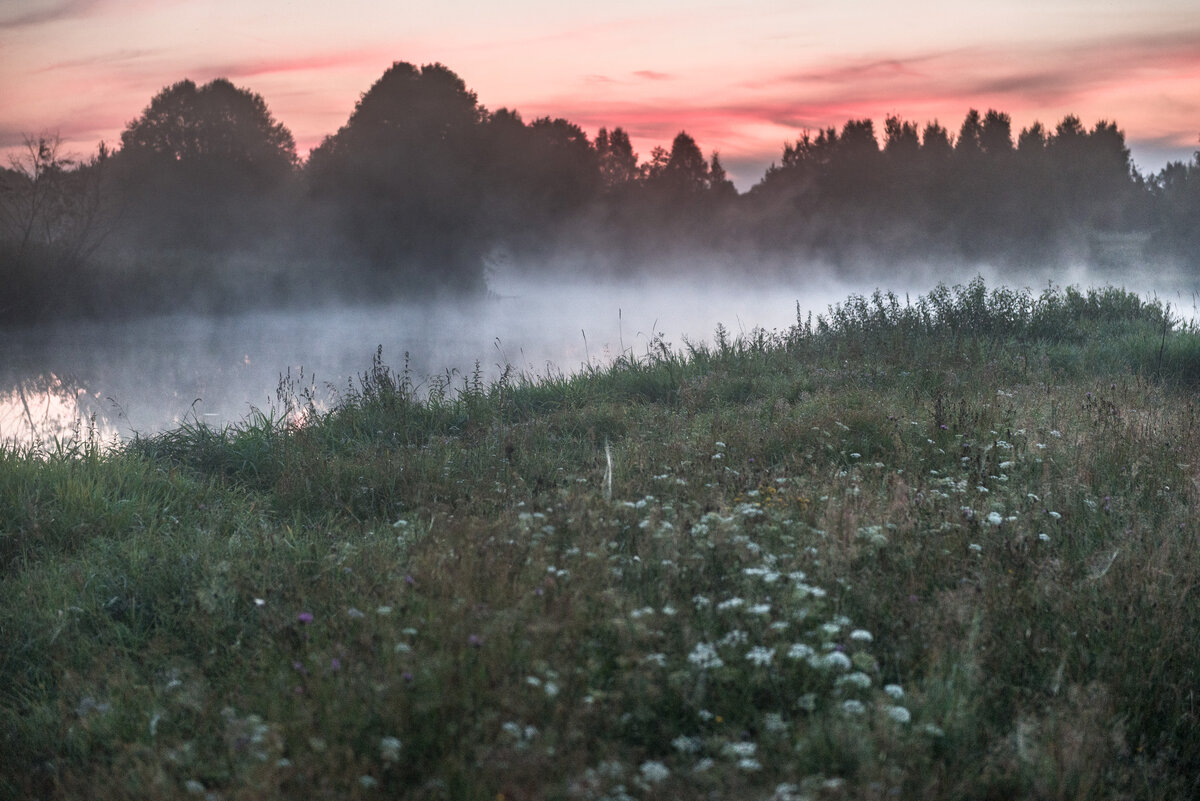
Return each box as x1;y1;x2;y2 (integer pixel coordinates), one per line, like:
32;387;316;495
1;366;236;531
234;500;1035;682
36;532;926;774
661;131;709;195
305;62;487;289
708;152;737;199
825;119;880;204
595;127;639;190
1149;139;1200;264
979;110;1014;156
884;116;921;161
120;78;296;180
113;78;297;251
921;121;953;160
1017;122;1048;154
956;109;984;156
527;117;599;207
0;134;116;323
1044;115;1137;232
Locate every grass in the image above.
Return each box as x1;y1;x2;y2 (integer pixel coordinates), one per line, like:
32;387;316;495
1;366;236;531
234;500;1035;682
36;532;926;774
3;277;1200;800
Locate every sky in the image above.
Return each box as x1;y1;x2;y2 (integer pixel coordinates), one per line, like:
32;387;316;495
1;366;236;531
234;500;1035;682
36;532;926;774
2;0;1198;189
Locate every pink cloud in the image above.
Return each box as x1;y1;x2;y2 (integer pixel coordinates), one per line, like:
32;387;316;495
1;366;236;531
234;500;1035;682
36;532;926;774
35;48;162;75
0;0;106;30
198;50;388;80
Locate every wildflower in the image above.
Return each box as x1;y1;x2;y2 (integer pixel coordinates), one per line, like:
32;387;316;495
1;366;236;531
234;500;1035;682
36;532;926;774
643;653;668;667
1039;532;1051;542
885;705;912;724
720;629;748;646
884;684;905;700
379;736;402;762
763;712;788;734
969;543;983;553
688;643;725;670
786;643;815;661
359;775;378;789
849;629;873;643
297;612;313;624
738;758;763;771
986;511;1003;526
376;605;393;615
347;607;365;619
750;603;772;616
672;735;702;754
467;634;483;647
818;652;852;671
253;598;265;607
836;671;872;689
184;780;206;795
692;595;712;609
693;757;715;773
722;742;757;758
841;699;866;715
745;646;775;666
639;760;670;783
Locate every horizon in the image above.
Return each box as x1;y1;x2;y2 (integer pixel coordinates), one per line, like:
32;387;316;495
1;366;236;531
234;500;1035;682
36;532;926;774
2;1;1198;190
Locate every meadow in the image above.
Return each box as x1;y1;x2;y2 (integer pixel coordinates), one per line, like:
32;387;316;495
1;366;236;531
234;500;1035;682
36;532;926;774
3;277;1200;800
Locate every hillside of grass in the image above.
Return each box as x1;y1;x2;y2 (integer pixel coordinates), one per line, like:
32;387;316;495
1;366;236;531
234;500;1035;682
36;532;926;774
3;278;1200;800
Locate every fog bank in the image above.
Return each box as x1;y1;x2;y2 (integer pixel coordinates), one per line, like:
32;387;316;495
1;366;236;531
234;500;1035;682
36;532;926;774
3;264;1198;449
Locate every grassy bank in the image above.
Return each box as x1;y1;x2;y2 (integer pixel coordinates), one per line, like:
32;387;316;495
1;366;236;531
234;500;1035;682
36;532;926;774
3;278;1200;800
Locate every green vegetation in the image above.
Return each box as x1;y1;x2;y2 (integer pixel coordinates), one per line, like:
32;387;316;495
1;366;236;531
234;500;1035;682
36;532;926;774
4;278;1200;800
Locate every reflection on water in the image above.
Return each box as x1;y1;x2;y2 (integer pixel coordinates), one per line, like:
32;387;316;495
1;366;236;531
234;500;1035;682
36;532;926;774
0;374;118;449
3;267;1198;452
3;272;841;450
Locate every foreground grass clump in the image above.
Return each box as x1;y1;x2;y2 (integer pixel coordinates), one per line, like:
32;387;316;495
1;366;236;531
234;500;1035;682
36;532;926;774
3;278;1200;800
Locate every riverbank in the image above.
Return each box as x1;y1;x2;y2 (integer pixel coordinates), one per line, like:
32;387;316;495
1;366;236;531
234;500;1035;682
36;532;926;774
3;279;1199;799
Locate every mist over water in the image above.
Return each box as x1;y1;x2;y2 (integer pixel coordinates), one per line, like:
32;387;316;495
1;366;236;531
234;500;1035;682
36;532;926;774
3;263;1198;449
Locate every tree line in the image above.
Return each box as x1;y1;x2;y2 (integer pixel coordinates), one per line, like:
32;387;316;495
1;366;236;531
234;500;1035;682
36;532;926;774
2;61;1197;325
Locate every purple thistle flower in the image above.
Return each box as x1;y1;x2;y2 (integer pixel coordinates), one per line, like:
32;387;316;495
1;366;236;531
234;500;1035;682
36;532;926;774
297;611;314;624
